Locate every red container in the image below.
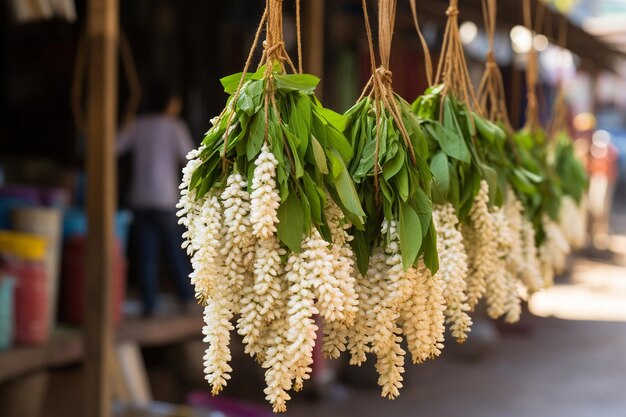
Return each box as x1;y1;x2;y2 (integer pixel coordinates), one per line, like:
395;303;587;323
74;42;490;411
10;260;49;344
60;236;126;325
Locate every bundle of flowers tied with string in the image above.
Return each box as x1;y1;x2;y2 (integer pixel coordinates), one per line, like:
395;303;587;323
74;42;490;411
409;0;524;326
177;0;367;411
339;0;445;400
546;19;588;250
512;0;577;288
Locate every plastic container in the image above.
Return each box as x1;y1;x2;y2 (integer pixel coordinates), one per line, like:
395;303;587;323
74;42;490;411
12;207;62;333
60;236;126;325
0;231;49;345
0;274;16;350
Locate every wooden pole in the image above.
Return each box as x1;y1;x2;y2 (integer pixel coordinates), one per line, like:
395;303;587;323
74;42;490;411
84;0;118;415
305;0;325;98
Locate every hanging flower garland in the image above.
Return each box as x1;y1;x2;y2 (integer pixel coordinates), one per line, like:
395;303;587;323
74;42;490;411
409;0;519;323
178;0;367;411
341;0;444;399
546;19;589;250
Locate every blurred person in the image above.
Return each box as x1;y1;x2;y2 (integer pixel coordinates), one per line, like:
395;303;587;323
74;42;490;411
588;130;619;249
117;82;194;316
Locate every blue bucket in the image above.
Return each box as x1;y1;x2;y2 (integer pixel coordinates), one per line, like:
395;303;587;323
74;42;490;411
0;275;15;350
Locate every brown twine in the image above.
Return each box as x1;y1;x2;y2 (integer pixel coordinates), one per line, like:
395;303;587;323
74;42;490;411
435;0;481;120
522;0;546;132
221;0;305;171
360;0;417;204
477;0;513;131
546;17;570;143
409;0;433;87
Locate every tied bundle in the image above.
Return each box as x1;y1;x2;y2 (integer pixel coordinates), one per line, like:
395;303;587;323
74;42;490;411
341;0;444;400
410;0;521;324
177;0;366;411
513;0;572;287
546;19;588;250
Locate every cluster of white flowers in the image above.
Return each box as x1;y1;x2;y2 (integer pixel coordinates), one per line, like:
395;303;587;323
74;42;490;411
539;214;571;287
180;143;370;412
464;180;498;309
432;204;472;342
559;196;587;249
520;215;544;293
341;221;447;399
181;138;581;410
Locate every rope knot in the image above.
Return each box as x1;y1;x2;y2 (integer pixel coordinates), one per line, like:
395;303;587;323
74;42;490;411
263;40;286;62
375;66;393;86
485;51;497;68
446;6;459;17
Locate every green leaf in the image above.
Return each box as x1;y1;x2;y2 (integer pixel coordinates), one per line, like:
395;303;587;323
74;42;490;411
318;107;347;131
246;114;265;161
274;74;320;94
430;151;450;200
277;191;304;253
326;125;353;162
383;147;405;181
329;150;366;219
422;220;439;274
426;122;470;163
303;174;323;224
399;201;422;270
394;166;409;202
414;186;432;232
235;80;263;116
282;126;304;178
220;72;252;94
289;99;310;151
310;136;329;175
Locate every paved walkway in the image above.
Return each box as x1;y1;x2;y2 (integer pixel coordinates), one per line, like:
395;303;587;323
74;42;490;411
286;259;626;417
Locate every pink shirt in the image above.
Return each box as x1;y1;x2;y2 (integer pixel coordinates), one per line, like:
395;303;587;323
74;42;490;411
117;115;194;210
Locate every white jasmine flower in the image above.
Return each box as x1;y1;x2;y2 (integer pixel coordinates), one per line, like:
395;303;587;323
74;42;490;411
177;147;204;256
250;144;280;240
375;326;405;400
188;195;223;304
503;270;522;324
432;204;472;343
220;173;256;313
262;315;293;413
236;285;269;361
520;216;544;293
540;214;571;286
347;270;375;365
322;319;349;360
202;279;234;395
504;190;525;278
485;207;514;320
305;230;347;323
284;251;319;392
559;196;587;249
464;180;498;309
253;236;285;321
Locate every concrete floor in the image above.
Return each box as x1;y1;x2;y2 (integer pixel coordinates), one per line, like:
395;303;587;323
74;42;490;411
285;259;626;417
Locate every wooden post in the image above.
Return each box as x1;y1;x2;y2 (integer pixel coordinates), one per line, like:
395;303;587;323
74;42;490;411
306;0;325;98
84;0;118;415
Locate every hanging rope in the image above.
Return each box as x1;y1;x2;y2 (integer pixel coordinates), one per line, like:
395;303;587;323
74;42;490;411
435;0;480;117
476;0;512;131
221;0;305;169
360;0;417;204
409;0;433;87
547;16;570;142
522;0;546;132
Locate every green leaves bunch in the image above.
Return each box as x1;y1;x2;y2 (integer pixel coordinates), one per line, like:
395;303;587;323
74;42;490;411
411;84;507;220
190;63;365;250
344;93;438;274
